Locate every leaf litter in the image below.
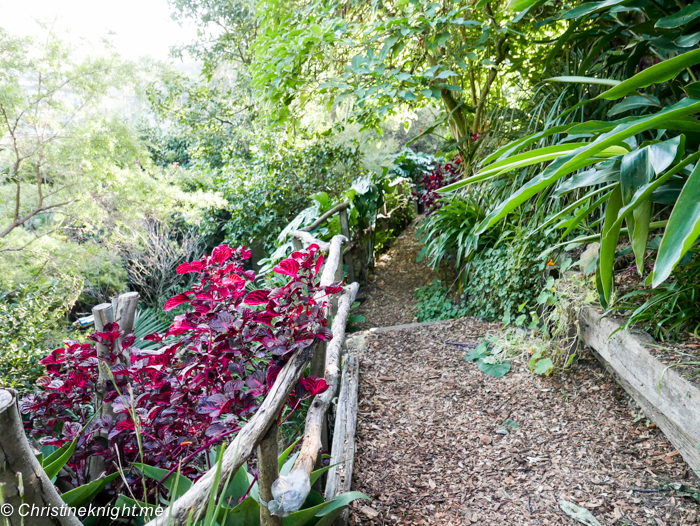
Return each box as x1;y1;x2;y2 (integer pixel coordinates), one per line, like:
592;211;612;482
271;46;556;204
347;221;700;525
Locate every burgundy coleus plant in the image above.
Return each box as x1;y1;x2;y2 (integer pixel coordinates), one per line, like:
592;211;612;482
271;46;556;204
21;244;340;491
414;155;463;214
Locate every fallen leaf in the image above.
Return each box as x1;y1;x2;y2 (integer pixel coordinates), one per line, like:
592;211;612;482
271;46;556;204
361;506;380;519
559;499;602;526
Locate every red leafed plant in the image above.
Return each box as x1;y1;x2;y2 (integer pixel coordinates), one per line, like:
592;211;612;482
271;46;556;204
414;155;463;214
21;244;339;493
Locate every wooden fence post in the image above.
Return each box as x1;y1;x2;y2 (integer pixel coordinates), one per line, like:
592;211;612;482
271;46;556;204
88;302;114;481
113;292;139;362
0;389;83;526
339;208;355;284
258;423;283;526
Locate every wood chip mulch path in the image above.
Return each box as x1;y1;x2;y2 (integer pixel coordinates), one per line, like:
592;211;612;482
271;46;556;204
347;222;700;526
354;218;436;330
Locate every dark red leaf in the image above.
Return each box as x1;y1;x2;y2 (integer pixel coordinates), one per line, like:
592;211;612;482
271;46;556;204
244;290;270;306
273;258;300;277
164;292;193;311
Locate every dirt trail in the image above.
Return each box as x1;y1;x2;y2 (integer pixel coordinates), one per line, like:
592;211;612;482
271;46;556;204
354;219;436;330
347;221;699;526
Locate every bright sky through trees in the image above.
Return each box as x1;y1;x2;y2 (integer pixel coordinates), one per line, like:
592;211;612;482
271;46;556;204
0;0;200;72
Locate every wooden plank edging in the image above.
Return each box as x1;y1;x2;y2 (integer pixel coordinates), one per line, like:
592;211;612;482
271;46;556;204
579;306;700;476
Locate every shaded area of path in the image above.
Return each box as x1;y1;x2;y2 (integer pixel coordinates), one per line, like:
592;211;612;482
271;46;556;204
346;224;700;525
354;219;436;330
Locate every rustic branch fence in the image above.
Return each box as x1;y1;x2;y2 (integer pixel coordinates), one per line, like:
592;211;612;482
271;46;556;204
0;207;363;526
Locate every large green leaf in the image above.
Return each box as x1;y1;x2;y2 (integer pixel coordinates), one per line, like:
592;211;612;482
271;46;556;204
283;501;332;526
445;144;626;194
607;95;660;116
557;188;615;240
507;0;540;11
539;184;616;233
562;0;627;20
219;498;261;526
278;437;301;471
598;185;624;306
61;473;120;508
620;148;653;274
655;3;700;29
612;150;700;231
43;439;78;480
223;466;251;503
479;124;576;166
280;451;300;476
132;463;193;499
652;163;700;287
553;161;619;196
598;49;700;100
475;99;700;234
546;75;620;86
477;359;511;378
316;491;369;517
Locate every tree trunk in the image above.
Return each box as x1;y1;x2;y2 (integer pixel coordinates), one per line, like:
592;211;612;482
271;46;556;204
257;425;283;526
0;389;82;526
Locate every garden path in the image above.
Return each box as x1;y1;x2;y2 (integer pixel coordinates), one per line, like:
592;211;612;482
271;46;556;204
347;219;699;526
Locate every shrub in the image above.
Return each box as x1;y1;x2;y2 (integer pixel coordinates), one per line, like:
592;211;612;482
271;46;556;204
0;281;77;389
21;244;341;493
414;155;463;214
462;232;550;322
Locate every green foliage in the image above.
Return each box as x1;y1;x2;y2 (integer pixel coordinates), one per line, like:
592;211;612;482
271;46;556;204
464;340;511;378
417;193;496;271
462;232;549;322
414;281;468;322
443;0;700;314
117;448;368;526
0;281;74;388
213;134;361;252
611;253;700;340
251;0;551;161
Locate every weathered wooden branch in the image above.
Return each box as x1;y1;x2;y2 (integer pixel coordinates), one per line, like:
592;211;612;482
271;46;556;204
145;234;349;526
300;202;350;233
292;283;359;476
324;335;361;502
0;389;82;526
289;231;331;252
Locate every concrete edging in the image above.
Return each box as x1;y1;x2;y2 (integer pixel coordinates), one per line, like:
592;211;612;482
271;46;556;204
579;306;700;476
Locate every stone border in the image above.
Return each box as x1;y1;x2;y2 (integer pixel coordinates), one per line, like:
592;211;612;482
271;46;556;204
579;306;700;476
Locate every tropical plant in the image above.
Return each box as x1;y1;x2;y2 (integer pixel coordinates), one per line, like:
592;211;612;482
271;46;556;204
121;219;206;308
611;251;700;340
115;445;368;526
441;0;700;308
20;244;341;498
